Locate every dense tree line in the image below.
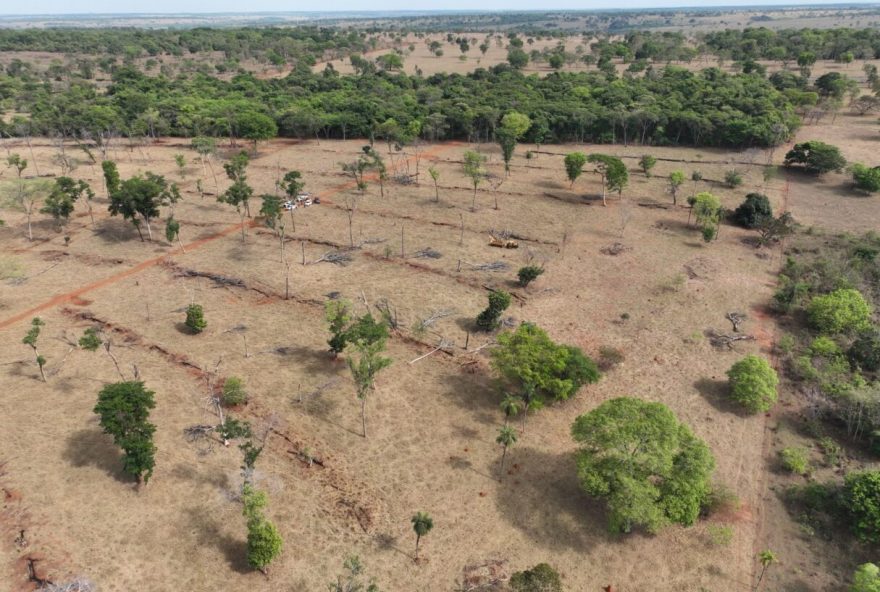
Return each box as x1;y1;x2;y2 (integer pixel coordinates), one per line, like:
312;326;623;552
0;61;798;149
702;27;880;61
0;26;368;64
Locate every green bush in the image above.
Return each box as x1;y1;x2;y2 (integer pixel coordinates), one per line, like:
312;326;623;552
222;376;248;406
724;169;743;188
517;265;544;287
706;524;734;546
727;355;779;413
843;470;880;543
509;563;563;592
818;436;842;466
851;163;880;193
807;289;872;334
849;329;880;372
185;303;207;333
732;193;772;229
780;447;811;475
476;290;511;331
852;562;880;592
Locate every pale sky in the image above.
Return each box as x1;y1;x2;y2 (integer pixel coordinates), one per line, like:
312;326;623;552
1;1;878;16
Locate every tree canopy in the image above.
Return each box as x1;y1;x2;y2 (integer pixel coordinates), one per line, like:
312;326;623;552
784;141;846;175
572;397;715;533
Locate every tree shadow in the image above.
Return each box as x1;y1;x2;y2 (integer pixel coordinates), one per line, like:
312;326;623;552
693;378;751;417
93;218;139;243
446;454;494;481
62;428;132;483
270;344;342;379
170;462;230;491
441;370;499;419
494;447;621;551
186;505;250;574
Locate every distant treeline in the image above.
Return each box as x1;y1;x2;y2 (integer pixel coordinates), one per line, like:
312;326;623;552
0;27;369;64
702;27;880;61
0;62;799;149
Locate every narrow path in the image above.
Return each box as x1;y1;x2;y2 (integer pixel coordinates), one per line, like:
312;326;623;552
0;141;461;333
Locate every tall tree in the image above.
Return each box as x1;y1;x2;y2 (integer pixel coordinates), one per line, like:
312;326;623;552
346;315;392;438
496;425;517;480
667;170;685;205
586;154;628;206
428;166;441;202
108;172;179;241
462;150;487;210
411;511;434;559
93;381;157;485
571;397;715;533
219;152;254;242
564;152;587;188
22;317;46;381
497;111;531;175
241;484;283;574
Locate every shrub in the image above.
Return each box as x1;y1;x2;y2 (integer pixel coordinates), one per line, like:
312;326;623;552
727;355;779;413
706;524;734;546
222;376;248;406
780;447;811;475
807;289;872;334
476;290;511;331
509;563;563;592
724;169;743;188
732;193;772;229
704;483;741;516
517;265;544;287
639;154;657;176
852;563;880;592
818;436;842;466
185;303;207;333
849;329;880;372
843;470;880;543
851;163;880;193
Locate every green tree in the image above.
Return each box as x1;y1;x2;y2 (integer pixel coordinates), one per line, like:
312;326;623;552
807;288;873;334
280;170;304;200
639;154;657;177
476;290;511;331
667;170;685;205
329;555;381;592
185;303;207;333
22;317;46;381
102;160;120;196
462;150;487;210
219;153;254;241
727;355;779;413
733;193;772;229
693;192;722;240
564;152;587;188
94;381;157;484
844;471;880;543
78;327;102;351
325;298;353;357
755;550;777;591
241;484;283;573
428;166;441;202
411;511;434;558
496;425;517;480
851;164;880;193
42;177;94;227
491;322;600;403
507;48;529;69
108;172;179;242
509;563;563;592
517;265;544;287
724;169;743;188
165;216;181;247
347;318;392;438
571;397;715;533
237;111;277;155
784;141;847;175
586;154;628;206
500;392;522;425
852;563;880;592
222;376;248;406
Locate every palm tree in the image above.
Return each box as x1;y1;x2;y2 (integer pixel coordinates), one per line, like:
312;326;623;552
411;511;434;559
500;393;522;425
518;384;542;434
755;549;777;591
496;425;517;480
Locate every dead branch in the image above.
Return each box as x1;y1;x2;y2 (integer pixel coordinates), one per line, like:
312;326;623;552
408;338;455;364
173;266;246;288
312;250;353;266
600;242;630;256
413;308;454;333
412;247;442;259
464;260;509;272
706;329;755;349
725;312;747;332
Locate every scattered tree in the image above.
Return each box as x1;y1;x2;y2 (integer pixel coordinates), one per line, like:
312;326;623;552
94;381;157;484
667;170;685;205
347;315;392;438
755;550;777;592
476;290;511;331
462;150;487;210
428;166;441;202
411;511;434;559
724;169;743;188
586;154;628;206
639;154;657;177
497;111;531;175
563;152;587;188
784;141;847;175
22;317;46;381
185;303;207;334
727;355;779;413
241;484;283;573
78;327;102;351
693;192;722;241
572;397;715;533
222;376;248;406
733;193;773;229
108;172;180;241
325;298;353;357
851;164;880;193
517;265;544;287
509;563;563;592
496;425;517;480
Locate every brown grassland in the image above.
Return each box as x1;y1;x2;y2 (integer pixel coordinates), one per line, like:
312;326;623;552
1;105;880;591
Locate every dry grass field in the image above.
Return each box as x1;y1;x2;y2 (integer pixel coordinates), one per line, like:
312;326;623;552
1;108;880;591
